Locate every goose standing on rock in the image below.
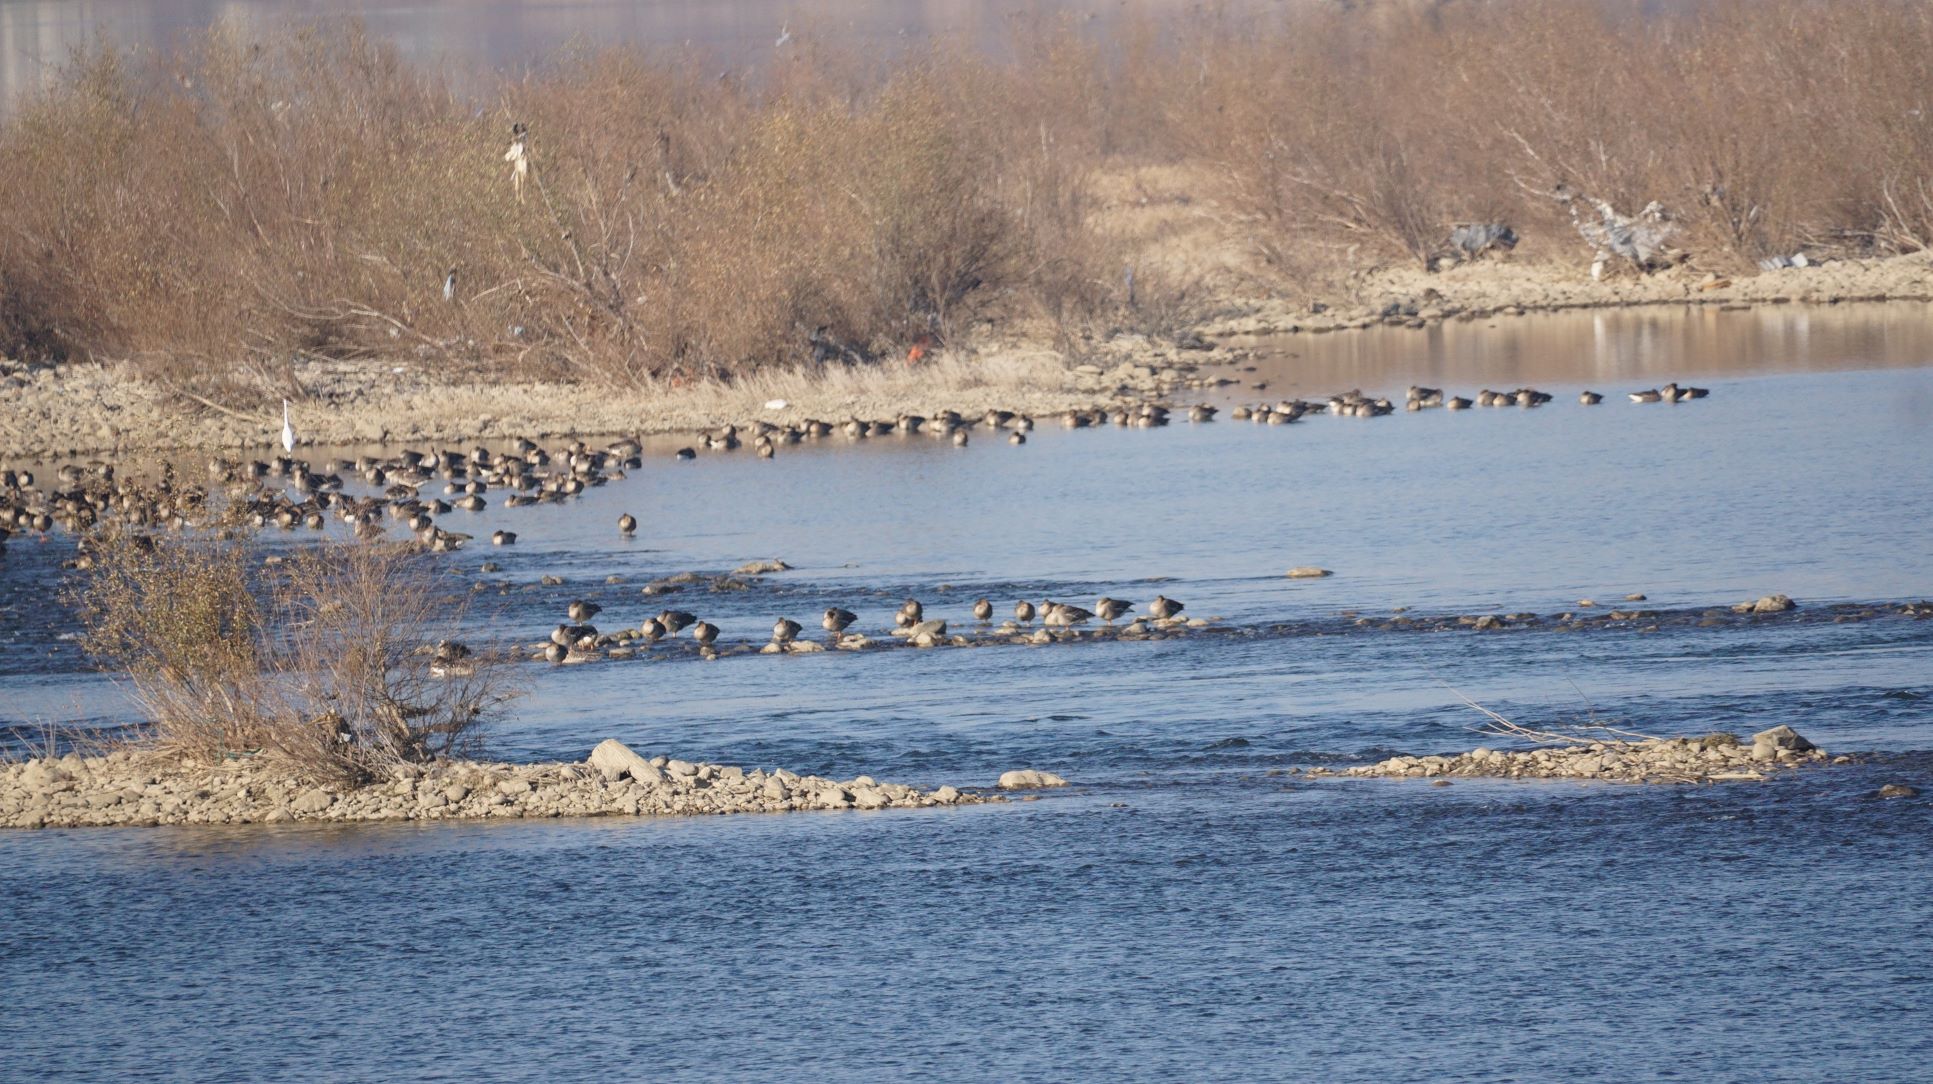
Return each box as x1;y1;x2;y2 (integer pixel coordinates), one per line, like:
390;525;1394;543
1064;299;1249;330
972;598;993;622
1014;600;1036;624
1044;601;1094;627
691;621;719;647
823;607;857;640
639;617;667;643
658;610;696;637
1095;597;1133;623
772;618;802;644
1149;595;1184;620
568;600;602;621
895;599;923;629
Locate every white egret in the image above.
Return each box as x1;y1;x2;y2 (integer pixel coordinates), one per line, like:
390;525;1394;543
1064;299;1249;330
281;399;295;453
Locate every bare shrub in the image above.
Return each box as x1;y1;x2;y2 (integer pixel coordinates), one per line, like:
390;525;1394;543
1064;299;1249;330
74;530;515;781
74;531;264;761
1173;0;1933;274
4;2;1932;387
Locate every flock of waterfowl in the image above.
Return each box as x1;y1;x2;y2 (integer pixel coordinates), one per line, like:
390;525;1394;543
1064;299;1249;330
1231;382;1712;421
0;377;1713;560
529;592;1202;664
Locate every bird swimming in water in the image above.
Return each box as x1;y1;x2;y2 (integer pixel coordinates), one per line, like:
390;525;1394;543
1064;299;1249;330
491;529;516;545
1629;388;1663;403
1579;390;1603;405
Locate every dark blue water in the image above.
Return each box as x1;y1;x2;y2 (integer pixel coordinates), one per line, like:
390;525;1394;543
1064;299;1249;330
3;330;1932;1080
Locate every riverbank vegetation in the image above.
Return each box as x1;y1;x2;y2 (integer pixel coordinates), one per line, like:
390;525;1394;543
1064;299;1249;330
1;0;1929;403
71;531;513;781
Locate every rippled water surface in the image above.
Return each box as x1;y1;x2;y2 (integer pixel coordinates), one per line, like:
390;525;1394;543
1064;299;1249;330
4;307;1932;1080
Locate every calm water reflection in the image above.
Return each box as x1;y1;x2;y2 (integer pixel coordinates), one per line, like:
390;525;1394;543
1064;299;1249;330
0;0;1190;104
1235;300;1933;395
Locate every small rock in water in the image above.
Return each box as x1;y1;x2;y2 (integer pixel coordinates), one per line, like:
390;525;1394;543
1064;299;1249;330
997;769;1069;790
1877;783;1920;799
1286;567;1333;579
733;558;792;575
1750;724;1817;762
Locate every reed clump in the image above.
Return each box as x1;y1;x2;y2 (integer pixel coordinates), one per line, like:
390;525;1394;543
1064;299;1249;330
72;529;514;782
2;1;1930;399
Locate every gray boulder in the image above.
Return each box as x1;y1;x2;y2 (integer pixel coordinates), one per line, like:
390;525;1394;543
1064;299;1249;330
587;739;662;784
997;769;1069;790
1751;725;1817;761
290;788;334;814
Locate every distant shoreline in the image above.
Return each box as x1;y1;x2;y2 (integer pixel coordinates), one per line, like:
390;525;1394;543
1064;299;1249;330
3;253;1930;464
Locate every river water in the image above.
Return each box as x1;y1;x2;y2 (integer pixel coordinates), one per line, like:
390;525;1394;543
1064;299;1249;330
3;303;1932;1080
0;0;1198;107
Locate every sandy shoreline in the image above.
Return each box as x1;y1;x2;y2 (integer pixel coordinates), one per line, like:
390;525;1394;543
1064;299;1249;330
1318;726;1839;786
0;740;1004;830
4;252;1931;464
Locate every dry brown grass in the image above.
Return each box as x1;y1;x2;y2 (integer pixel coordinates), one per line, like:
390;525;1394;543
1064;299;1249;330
73;529;515;782
1176;0;1933;272
2;2;1930;396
